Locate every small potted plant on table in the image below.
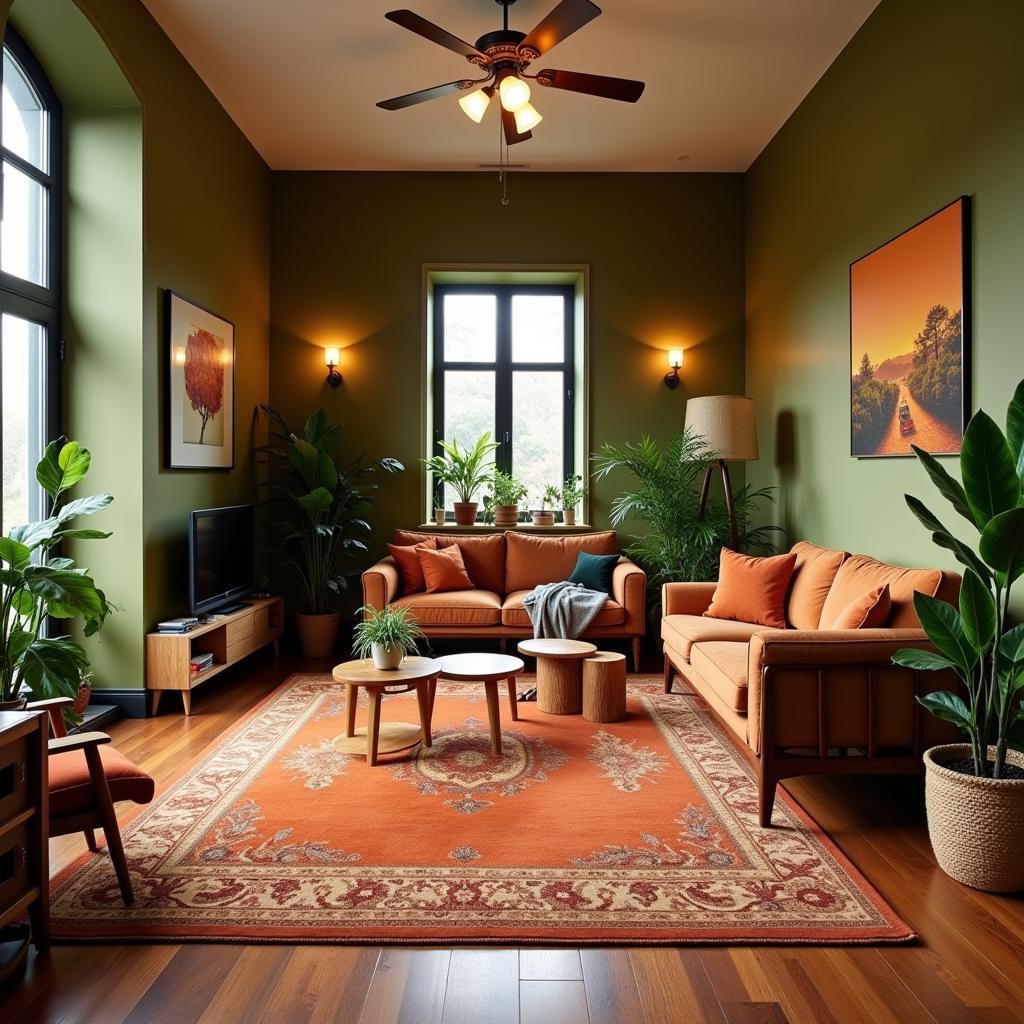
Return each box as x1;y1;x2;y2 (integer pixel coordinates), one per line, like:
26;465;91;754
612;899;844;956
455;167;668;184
423;433;500;526
560;474;587;526
353;605;424;670
531;485;560;527
892;378;1024;892
485;469;528;528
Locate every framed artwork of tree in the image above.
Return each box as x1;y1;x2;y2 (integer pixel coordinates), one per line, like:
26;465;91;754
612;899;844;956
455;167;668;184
165;290;235;469
849;196;971;458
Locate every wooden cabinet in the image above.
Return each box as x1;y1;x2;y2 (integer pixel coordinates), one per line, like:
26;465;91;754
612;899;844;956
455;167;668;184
0;711;48;950
145;597;283;716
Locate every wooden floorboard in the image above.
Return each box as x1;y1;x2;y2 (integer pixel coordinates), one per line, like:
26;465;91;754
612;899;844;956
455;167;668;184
6;654;1023;1023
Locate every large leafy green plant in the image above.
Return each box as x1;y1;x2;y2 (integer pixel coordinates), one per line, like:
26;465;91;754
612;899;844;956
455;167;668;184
423;433;500;504
592;429;781;593
260;407;403;615
892;380;1024;778
1;440;114;706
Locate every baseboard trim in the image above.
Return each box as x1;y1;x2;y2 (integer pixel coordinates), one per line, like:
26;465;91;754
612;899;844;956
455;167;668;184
94;688;150;718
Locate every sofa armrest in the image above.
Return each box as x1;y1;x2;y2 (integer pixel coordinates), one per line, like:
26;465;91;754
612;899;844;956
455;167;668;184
661;581;717;617
361;557;400;612
613;558;647;635
749;627;932;669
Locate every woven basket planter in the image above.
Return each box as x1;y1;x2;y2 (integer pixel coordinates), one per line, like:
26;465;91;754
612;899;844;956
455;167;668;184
924;744;1024;893
295;612;340;659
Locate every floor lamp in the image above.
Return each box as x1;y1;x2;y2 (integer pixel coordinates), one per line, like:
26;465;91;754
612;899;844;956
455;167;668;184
684;395;759;551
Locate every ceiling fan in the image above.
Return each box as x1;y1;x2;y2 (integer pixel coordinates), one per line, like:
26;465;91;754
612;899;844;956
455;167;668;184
376;0;645;145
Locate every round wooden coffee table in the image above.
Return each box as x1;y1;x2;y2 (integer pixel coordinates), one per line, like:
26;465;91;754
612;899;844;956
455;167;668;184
517;639;597;715
331;657;442;766
437;653;525;755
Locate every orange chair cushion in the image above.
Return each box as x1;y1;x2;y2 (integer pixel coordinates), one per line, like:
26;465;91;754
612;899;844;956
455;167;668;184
392;590;502;626
786;541;848;629
689;641;750;713
501;590;626;629
394;530;506;593
387;538;437;596
830;583;892;629
419;544;474;593
48;744;155;819
819;553;942;629
704;549;798;629
505;531;618;593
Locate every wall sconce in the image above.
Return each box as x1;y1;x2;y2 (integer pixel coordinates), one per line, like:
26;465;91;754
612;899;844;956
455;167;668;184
324;347;342;388
664;348;683;389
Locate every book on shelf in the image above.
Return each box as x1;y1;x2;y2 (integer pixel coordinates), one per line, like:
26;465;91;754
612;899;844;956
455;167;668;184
157;617;199;633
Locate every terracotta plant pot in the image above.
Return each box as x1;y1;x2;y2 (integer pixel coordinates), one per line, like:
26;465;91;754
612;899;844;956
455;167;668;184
493;504;519;528
371;643;404;670
0;696;27;713
562;508;576;526
924;744;1024;893
531;510;555;527
72;681;92;716
295;611;340;658
453;502;478;526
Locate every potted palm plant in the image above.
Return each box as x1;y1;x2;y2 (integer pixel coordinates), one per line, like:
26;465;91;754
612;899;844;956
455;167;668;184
353;605;424;670
484;469;528;528
423;433;500;526
260;407;403;658
1;440;114;715
560;474;587;526
892;379;1024;892
531;485;560;526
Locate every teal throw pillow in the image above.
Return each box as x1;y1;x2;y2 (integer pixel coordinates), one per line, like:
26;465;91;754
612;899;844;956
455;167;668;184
569;551;619;595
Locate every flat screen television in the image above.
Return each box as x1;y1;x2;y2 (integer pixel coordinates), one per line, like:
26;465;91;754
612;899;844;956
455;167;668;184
188;504;255;614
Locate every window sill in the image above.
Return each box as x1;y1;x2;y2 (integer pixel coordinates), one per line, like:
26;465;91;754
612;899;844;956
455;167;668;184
416;523;596;534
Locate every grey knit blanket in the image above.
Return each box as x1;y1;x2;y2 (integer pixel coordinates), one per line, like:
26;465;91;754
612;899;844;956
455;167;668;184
522;581;608;639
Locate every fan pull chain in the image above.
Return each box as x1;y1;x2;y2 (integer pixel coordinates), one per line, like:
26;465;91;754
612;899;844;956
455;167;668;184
498;113;511;206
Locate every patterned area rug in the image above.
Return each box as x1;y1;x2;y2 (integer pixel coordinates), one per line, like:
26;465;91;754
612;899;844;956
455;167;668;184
50;675;911;945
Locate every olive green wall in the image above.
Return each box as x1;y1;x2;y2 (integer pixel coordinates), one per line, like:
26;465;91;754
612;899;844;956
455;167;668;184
9;0;271;689
269;171;746;577
745;0;1024;612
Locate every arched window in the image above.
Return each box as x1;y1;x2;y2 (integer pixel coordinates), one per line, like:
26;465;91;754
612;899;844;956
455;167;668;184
1;26;61;532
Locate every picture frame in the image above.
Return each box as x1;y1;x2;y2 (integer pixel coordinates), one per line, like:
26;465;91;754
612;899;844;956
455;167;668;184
164;290;235;470
849;196;971;459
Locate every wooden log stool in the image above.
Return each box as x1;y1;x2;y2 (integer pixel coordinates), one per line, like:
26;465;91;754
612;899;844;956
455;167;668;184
582;651;627;723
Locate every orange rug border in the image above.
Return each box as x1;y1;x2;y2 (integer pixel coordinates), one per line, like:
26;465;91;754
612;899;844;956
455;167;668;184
50;673;916;947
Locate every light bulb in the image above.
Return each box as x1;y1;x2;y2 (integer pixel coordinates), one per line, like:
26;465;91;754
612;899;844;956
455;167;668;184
668;348;683;369
325;347;340;367
499;75;531;112
458;88;491;123
514;102;543;133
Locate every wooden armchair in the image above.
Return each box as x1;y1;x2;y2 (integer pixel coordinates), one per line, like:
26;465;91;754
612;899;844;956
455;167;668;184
27;698;155;905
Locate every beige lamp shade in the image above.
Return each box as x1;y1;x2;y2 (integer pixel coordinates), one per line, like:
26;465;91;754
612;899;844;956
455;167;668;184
684;395;759;462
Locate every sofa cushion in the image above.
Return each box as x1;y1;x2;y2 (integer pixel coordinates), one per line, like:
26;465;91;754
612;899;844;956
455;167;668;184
419;544;474;593
392;590;502;627
49;745;155;818
819;553;942;629
568;551;619;595
393;531;506;593
830;583;892;629
387;538;436;596
787;541;848;629
505;531;619;593
704;549;797;628
661;614;764;661
502;590;626;629
690;641;749;713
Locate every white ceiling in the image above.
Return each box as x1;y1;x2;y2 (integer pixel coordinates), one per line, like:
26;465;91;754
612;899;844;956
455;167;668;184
140;0;878;172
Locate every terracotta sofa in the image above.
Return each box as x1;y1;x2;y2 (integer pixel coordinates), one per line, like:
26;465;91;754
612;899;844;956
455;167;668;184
662;541;962;826
362;530;646;670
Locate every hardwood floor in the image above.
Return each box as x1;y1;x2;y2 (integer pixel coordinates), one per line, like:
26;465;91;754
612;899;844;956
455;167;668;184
6;652;1024;1023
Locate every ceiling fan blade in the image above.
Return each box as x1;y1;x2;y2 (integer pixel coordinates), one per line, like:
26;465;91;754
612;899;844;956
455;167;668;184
502;106;533;145
385;10;485;61
520;0;601;57
535;68;645;102
377;80;478;111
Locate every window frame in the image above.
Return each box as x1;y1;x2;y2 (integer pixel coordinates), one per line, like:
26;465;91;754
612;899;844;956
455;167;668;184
1;25;63;529
431;282;576;510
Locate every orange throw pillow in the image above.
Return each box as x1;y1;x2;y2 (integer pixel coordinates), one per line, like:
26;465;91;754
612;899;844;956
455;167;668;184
388;538;437;595
418;543;474;594
830;584;891;629
704;549;798;628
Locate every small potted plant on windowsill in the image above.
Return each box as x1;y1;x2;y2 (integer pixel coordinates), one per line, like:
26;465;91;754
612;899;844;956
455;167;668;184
353;605;424;670
531;485;560;527
485;469;528;528
423;433;500;526
560;474;587;526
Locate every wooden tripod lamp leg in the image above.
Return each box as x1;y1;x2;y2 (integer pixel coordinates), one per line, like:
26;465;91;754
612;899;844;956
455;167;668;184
719;460;738;550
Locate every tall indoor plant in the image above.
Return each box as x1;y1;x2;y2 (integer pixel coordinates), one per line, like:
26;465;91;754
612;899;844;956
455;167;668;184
892;379;1024;891
1;440;114;713
260;407;403;657
423;433;499;526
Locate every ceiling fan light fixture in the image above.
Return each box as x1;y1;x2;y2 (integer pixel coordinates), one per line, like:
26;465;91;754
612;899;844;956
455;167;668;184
458;87;492;123
513;101;543;133
499;74;531;112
